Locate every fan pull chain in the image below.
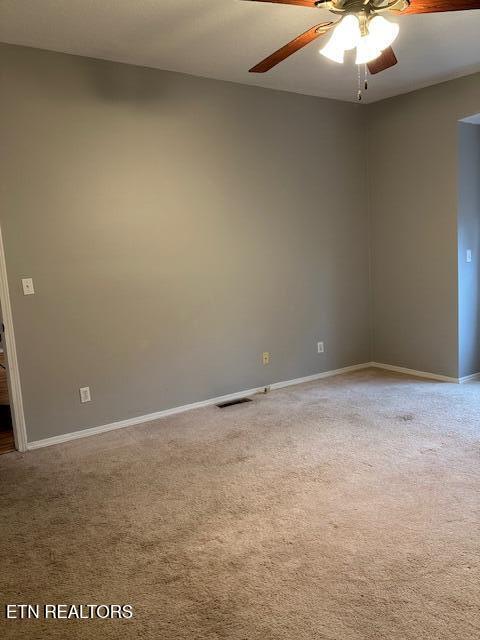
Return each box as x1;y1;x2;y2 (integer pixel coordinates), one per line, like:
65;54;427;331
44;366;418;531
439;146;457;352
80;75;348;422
357;65;369;102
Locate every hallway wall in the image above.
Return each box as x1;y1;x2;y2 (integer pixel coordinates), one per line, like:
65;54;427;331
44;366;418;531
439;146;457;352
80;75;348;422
368;72;480;378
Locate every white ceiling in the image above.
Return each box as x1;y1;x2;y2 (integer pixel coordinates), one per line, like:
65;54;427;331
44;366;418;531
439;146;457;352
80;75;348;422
0;0;479;103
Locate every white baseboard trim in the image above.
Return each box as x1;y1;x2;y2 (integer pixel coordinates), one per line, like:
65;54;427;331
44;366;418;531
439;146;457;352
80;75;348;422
270;362;371;390
458;372;480;384
27;362;372;451
371;362;458;383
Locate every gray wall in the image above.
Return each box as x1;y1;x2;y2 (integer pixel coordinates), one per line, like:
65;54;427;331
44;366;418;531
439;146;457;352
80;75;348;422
458;122;480;378
0;44;371;442
367;73;480;378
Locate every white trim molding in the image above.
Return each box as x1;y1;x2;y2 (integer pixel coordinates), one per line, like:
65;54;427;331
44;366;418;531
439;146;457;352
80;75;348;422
0;224;28;452
371;362;458;383
27;362;372;450
270;362;372;390
458;372;480;384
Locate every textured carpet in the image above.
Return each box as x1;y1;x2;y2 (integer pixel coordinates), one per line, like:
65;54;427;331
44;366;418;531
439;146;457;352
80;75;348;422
1;368;480;639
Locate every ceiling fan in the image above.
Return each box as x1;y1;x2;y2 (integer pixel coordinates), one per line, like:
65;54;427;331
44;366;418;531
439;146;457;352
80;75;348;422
245;0;480;78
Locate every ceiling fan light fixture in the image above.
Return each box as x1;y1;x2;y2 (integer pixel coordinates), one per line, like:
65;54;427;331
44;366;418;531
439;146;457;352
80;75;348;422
355;34;382;65
368;15;400;51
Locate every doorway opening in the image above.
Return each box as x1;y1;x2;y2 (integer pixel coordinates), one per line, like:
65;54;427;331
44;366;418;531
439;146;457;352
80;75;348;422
0;333;14;454
458;114;480;381
0;224;27;454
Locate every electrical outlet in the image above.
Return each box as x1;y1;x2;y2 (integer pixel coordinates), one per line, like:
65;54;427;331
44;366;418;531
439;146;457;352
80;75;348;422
262;352;270;365
317;341;325;354
79;386;91;403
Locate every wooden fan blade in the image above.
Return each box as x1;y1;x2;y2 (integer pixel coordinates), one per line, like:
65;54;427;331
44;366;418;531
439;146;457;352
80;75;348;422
249;22;334;73
367;47;398;74
400;0;480;14
242;0;318;7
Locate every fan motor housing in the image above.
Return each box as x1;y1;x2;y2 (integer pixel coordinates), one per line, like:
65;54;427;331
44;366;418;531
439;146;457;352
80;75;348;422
314;0;410;14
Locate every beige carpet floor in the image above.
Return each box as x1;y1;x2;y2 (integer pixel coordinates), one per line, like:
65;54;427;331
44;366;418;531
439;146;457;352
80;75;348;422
1;368;480;639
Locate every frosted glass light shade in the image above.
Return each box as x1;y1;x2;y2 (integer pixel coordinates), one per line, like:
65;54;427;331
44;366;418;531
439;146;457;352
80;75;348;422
334;15;361;51
355;35;382;65
368;16;399;51
319;39;345;63
319;15;361;63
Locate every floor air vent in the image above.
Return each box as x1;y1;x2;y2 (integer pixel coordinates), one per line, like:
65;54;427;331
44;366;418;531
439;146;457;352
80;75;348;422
216;397;252;409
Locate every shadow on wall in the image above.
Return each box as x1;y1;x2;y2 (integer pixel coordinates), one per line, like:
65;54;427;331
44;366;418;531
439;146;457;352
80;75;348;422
458;114;480;379
81;58;169;103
